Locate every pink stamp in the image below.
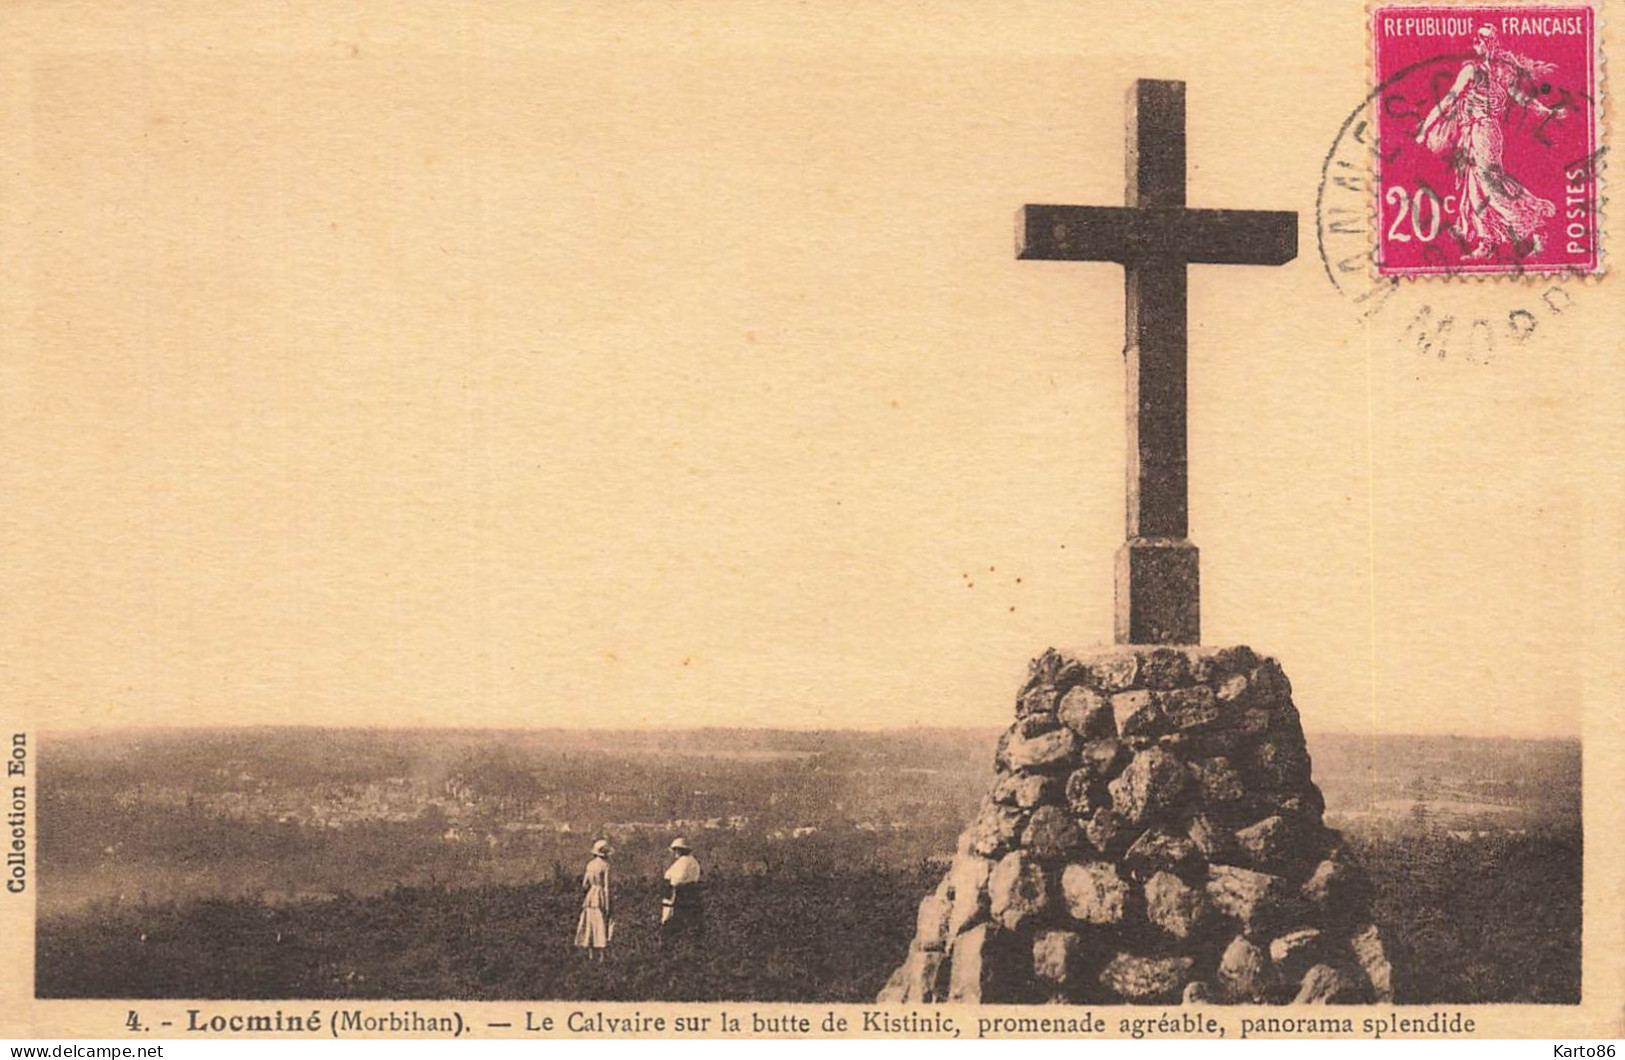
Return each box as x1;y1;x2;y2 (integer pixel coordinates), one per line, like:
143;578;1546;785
1371;5;1600;275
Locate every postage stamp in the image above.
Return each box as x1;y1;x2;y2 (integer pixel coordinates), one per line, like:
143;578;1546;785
1370;5;1601;276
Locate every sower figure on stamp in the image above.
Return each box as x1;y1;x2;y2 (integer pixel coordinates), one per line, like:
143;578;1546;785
574;838;613;961
1415;24;1567;258
660;837;704;945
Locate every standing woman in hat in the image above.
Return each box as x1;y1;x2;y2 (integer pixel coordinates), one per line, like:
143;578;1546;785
574;839;613;960
660;837;704;943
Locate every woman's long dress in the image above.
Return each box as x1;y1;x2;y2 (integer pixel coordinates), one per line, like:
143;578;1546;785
574;856;611;949
661;853;704;936
1426;56;1558;252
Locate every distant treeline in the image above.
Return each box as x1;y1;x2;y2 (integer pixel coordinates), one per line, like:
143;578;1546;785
38;728;1579;918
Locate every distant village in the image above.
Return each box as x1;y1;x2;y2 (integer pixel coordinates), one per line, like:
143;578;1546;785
45;729;1576;916
107;759;924;850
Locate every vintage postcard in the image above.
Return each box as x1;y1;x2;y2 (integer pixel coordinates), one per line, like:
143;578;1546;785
0;0;1620;1043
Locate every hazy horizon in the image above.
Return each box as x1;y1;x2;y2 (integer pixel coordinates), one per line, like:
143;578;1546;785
40;722;1582;742
37;724;1582;931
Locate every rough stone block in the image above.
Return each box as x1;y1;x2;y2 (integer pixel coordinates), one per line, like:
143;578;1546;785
1017;684;1060;718
1279;785;1327;825
1077;739;1130;782
1268;927;1323;983
1205;864;1288;935
1249;659;1293;701
1091;652;1140;693
1018;712;1061;738
916;894;953;951
993;771;1062;810
946;854;993;935
946;923;1027;1004
876;961;908;1003
993;728;1015;774
1066;742;1129;817
1188;814;1238;863
1159;685;1221;730
880;943;948;1003
1051;655;1089;691
1215;672;1250;703
1083;807;1130;857
1061;861;1130;925
1349;923;1395;1002
1004;727;1081;773
1186;649;1219;684
1237;708;1277;736
1292;963;1369;1004
1301;854;1374;928
1183;727;1250;759
962;799;1027;859
1217;935;1268;1002
1031;929;1084;986
1099;953;1194;1003
1139;647;1191;690
989;850;1052;930
1251;740;1312;789
1064;768;1100;817
1107;747;1188;826
1213;645;1261;677
947;924;991;1003
1111;690;1163;739
1058;686;1116;739
1124;829;1201;881
1145;870;1207;939
1188;755;1245;804
1022;805;1085;860
1235;814;1303;873
1026;648;1087;693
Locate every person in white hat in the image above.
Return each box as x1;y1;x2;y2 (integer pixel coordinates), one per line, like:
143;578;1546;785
660;837;704;943
574;838;613;959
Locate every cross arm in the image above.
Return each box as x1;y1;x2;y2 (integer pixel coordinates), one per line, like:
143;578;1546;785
1016;204;1299;266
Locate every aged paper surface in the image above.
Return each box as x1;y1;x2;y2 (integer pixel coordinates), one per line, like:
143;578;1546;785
0;0;1620;1041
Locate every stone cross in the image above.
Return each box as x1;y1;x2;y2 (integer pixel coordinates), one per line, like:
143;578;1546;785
1017;79;1298;646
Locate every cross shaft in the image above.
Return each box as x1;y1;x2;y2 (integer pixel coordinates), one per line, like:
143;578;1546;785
1016;79;1298;645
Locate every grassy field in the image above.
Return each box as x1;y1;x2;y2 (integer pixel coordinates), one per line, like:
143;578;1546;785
37;828;1580;1003
37;869;930;1002
1358;829;1582;1004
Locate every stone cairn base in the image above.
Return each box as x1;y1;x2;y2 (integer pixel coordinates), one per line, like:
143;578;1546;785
879;645;1395;1005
